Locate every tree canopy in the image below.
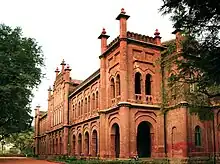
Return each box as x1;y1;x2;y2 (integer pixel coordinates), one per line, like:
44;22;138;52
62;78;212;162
160;0;220;120
0;24;44;139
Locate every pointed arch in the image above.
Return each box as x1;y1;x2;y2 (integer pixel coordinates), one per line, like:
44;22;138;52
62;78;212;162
78;133;82;155
111;123;120;158
72;135;76;155
171;126;177;157
84;132;89;156
91;130;98;156
92;93;95;111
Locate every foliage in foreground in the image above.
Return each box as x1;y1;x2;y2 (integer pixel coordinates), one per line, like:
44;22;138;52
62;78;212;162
0;24;44;139
160;0;220;120
5;127;34;156
52;156;217;164
53;156;170;164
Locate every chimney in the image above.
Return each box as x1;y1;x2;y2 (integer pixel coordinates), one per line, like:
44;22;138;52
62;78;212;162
116;8;130;39
64;64;71;82
55;67;59;77
154;29;161;45
60;59;66;73
98;28;110;54
172;29;183;52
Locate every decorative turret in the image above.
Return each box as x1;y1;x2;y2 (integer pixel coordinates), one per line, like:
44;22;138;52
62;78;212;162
64;64;72;82
60;59;66;73
116;8;130;39
55;67;59;77
98;28;110;54
48;86;52;98
172;29;183;52
154;29;161;45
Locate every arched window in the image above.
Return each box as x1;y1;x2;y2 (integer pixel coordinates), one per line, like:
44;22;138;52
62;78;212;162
78;102;81;117
72;105;75;120
92;93;95;111
59;109;62;124
72;135;76;155
145;74;152;95
81;100;83;116
85;98;87;114
135;72;141;94
88;96;90;114
78;133;82;155
116;75;121;96
52;138;55;154
96;91;99;109
111;78;115;98
84;132;89;156
60;136;62;154
195;126;202;146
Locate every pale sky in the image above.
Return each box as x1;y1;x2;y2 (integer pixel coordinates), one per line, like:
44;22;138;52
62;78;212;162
0;0;175;116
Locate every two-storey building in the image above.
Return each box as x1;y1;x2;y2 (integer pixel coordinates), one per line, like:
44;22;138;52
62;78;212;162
34;9;220;162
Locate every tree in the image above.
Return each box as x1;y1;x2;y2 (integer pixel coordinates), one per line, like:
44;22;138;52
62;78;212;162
0;24;44;139
160;0;220;120
5;127;34;155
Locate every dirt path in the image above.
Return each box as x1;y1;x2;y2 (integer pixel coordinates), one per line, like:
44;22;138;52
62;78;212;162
0;157;62;164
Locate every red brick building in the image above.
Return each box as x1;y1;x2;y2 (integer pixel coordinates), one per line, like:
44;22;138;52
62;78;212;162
34;9;220;162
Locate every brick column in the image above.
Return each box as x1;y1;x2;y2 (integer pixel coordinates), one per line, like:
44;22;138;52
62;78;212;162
182;106;188;157
34;106;40;155
116;8;130;158
99;112;107;157
63;65;71;155
98;28;109;158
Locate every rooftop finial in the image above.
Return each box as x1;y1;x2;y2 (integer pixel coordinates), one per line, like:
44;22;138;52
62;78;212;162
121;8;126;14
154;29;160;37
65;64;71;71
48;86;52;91
102;28;106;35
55;67;59;72
60;59;66;65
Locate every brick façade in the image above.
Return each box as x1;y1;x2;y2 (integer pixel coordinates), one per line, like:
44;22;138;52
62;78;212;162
34;8;220;162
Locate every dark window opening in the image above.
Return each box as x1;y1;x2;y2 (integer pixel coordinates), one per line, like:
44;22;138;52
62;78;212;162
116;75;120;96
195;126;202;146
145;74;152;95
135;72;141;94
111;78;115;98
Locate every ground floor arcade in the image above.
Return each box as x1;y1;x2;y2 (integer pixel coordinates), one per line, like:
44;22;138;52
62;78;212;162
35;107;220;161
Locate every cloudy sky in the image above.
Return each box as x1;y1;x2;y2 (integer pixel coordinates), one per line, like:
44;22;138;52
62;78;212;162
0;0;175;116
